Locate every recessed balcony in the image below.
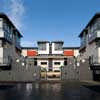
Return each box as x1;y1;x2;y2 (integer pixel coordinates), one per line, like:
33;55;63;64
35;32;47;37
89;57;100;70
88;31;100;43
0;57;12;70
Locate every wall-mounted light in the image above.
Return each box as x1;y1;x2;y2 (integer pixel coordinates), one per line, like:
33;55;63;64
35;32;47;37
16;59;20;63
82;59;85;63
22;62;25;66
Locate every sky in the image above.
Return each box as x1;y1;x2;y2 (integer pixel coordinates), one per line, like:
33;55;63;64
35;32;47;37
0;0;100;47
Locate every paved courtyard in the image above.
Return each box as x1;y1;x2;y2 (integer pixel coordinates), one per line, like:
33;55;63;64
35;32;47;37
0;81;100;100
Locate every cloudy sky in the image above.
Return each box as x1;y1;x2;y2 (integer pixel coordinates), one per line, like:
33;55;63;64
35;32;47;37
0;0;100;47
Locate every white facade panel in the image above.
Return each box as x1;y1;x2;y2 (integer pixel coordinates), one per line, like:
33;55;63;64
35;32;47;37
52;43;63;54
22;49;27;57
38;43;49;54
74;50;79;57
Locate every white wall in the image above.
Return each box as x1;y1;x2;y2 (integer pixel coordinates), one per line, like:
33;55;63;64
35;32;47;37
38;43;49;54
52;43;63;54
74;49;79;57
22;49;27;57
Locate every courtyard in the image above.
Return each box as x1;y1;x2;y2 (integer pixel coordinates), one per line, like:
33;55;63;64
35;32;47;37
0;81;100;100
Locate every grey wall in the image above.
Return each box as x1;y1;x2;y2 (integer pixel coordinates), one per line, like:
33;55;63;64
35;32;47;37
61;57;79;80
0;58;41;82
79;59;93;81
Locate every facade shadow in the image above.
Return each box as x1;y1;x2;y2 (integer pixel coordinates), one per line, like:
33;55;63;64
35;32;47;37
82;85;100;93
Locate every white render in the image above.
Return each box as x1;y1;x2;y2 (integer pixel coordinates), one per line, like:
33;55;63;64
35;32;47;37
22;49;27;57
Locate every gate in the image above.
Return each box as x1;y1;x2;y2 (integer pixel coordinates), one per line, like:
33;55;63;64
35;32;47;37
61;57;79;80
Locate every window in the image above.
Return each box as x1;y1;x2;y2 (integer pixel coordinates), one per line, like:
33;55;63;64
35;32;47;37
38;43;46;50
64;58;67;65
81;32;86;45
0;18;2;28
34;58;37;66
55;43;62;50
41;62;47;65
96;40;100;47
0;40;2;47
54;62;60;65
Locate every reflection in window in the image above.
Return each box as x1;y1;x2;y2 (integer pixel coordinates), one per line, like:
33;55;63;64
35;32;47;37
55;43;63;50
38;43;46;50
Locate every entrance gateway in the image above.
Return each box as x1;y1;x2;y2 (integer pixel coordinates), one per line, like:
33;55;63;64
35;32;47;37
40;57;79;80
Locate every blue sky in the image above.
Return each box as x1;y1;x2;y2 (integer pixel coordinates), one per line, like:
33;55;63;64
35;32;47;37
0;0;100;47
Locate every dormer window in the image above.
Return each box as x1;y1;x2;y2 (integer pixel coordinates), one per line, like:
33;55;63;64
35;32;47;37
38;43;46;50
55;43;63;50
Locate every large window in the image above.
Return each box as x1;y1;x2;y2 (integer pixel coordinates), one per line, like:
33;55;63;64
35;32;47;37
90;19;100;33
38;43;46;50
55;43;62;50
81;32;86;46
3;20;13;42
16;34;20;44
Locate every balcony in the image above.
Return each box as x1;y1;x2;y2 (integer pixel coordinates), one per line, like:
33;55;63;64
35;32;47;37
0;57;12;70
89;56;100;70
88;31;100;43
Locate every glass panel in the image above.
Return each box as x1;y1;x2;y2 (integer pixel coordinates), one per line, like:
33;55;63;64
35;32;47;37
55;43;63;50
38;43;46;50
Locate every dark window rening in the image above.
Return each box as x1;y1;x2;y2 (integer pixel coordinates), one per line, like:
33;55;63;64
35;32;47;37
41;62;47;65
54;62;60;65
34;58;37;66
64;58;67;65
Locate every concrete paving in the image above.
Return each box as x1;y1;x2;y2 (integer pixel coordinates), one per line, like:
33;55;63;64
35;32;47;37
0;81;100;100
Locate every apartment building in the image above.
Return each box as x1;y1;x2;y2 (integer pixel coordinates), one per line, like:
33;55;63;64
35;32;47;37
79;13;100;66
22;41;79;72
0;13;22;70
